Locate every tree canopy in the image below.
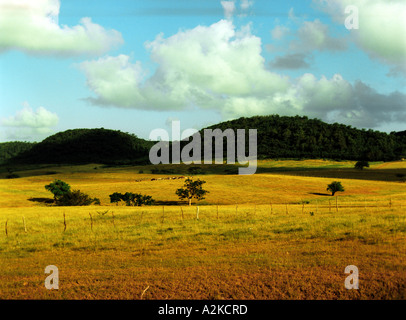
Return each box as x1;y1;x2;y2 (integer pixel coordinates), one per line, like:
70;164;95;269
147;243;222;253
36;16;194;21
176;178;209;206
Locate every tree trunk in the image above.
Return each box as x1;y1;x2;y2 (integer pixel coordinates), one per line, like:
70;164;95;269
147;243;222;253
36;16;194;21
188;198;192;206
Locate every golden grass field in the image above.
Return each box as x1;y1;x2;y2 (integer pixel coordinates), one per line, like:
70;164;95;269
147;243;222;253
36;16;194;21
0;159;405;299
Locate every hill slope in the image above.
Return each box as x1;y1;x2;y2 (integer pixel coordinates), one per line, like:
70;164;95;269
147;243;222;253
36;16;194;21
10;128;154;165
4;115;406;165
201;115;405;161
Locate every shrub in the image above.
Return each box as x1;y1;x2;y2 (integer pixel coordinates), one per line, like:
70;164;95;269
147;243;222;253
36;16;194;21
354;161;369;170
109;192;155;206
56;190;99;206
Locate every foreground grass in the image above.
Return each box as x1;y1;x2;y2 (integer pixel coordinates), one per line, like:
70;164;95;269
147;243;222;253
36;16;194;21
0;160;405;299
0;204;405;299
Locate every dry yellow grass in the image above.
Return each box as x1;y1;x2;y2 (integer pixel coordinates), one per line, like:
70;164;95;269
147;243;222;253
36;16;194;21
0;160;405;299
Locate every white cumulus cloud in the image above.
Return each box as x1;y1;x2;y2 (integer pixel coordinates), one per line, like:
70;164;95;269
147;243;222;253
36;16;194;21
313;0;406;74
0;0;123;56
80;19;406;129
1;104;59;140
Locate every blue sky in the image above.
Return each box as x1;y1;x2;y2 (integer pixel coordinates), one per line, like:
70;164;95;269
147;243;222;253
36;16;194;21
0;0;405;142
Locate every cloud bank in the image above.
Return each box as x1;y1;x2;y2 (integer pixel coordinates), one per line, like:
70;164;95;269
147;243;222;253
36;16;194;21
313;0;406;74
80;19;406;129
0;0;123;56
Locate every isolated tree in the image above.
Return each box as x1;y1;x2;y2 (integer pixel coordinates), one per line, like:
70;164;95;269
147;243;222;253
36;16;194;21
327;181;345;196
45;179;71;201
176;178;209;206
354;161;369;170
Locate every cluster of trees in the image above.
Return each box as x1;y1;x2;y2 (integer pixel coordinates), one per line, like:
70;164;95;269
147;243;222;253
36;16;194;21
109;192;155;206
45;180;100;206
44;177;209;207
45;177;343;208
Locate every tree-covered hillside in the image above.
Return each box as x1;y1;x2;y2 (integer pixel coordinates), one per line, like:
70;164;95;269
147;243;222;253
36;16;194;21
4;116;406;165
0;141;35;164
201;115;406;161
9;128;154;165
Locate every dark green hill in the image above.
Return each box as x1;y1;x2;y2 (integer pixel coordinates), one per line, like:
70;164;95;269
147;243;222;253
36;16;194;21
9;128;154;165
200;115;405;161
4;116;406;165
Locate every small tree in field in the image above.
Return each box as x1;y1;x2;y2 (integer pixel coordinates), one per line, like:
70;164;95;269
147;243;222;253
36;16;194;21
176;178;209;206
327;181;344;196
355;161;369;170
45;179;71;201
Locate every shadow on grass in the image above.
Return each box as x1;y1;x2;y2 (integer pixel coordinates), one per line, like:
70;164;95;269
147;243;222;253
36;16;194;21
154;200;185;206
28;197;54;204
309;192;332;196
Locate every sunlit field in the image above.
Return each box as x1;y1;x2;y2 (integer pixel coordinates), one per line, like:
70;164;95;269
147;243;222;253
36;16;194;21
0;160;405;299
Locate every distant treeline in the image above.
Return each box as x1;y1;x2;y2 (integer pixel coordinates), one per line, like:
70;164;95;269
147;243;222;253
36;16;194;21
2;116;406;165
0;141;35;164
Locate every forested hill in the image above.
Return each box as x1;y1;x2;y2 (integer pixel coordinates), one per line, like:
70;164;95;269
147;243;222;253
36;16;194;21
202;115;406;161
3;116;406;165
8;128;154;165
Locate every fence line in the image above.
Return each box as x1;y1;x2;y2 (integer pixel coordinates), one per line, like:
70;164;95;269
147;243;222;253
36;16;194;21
2;198;405;237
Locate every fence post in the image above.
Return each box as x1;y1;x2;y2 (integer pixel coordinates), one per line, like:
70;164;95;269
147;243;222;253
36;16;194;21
89;213;93;231
63;213;67;232
196;206;199;220
22;216;27;233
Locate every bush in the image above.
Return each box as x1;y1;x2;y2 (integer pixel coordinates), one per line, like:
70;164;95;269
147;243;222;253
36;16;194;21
109;192;155;206
56;190;100;206
354;161;369;170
